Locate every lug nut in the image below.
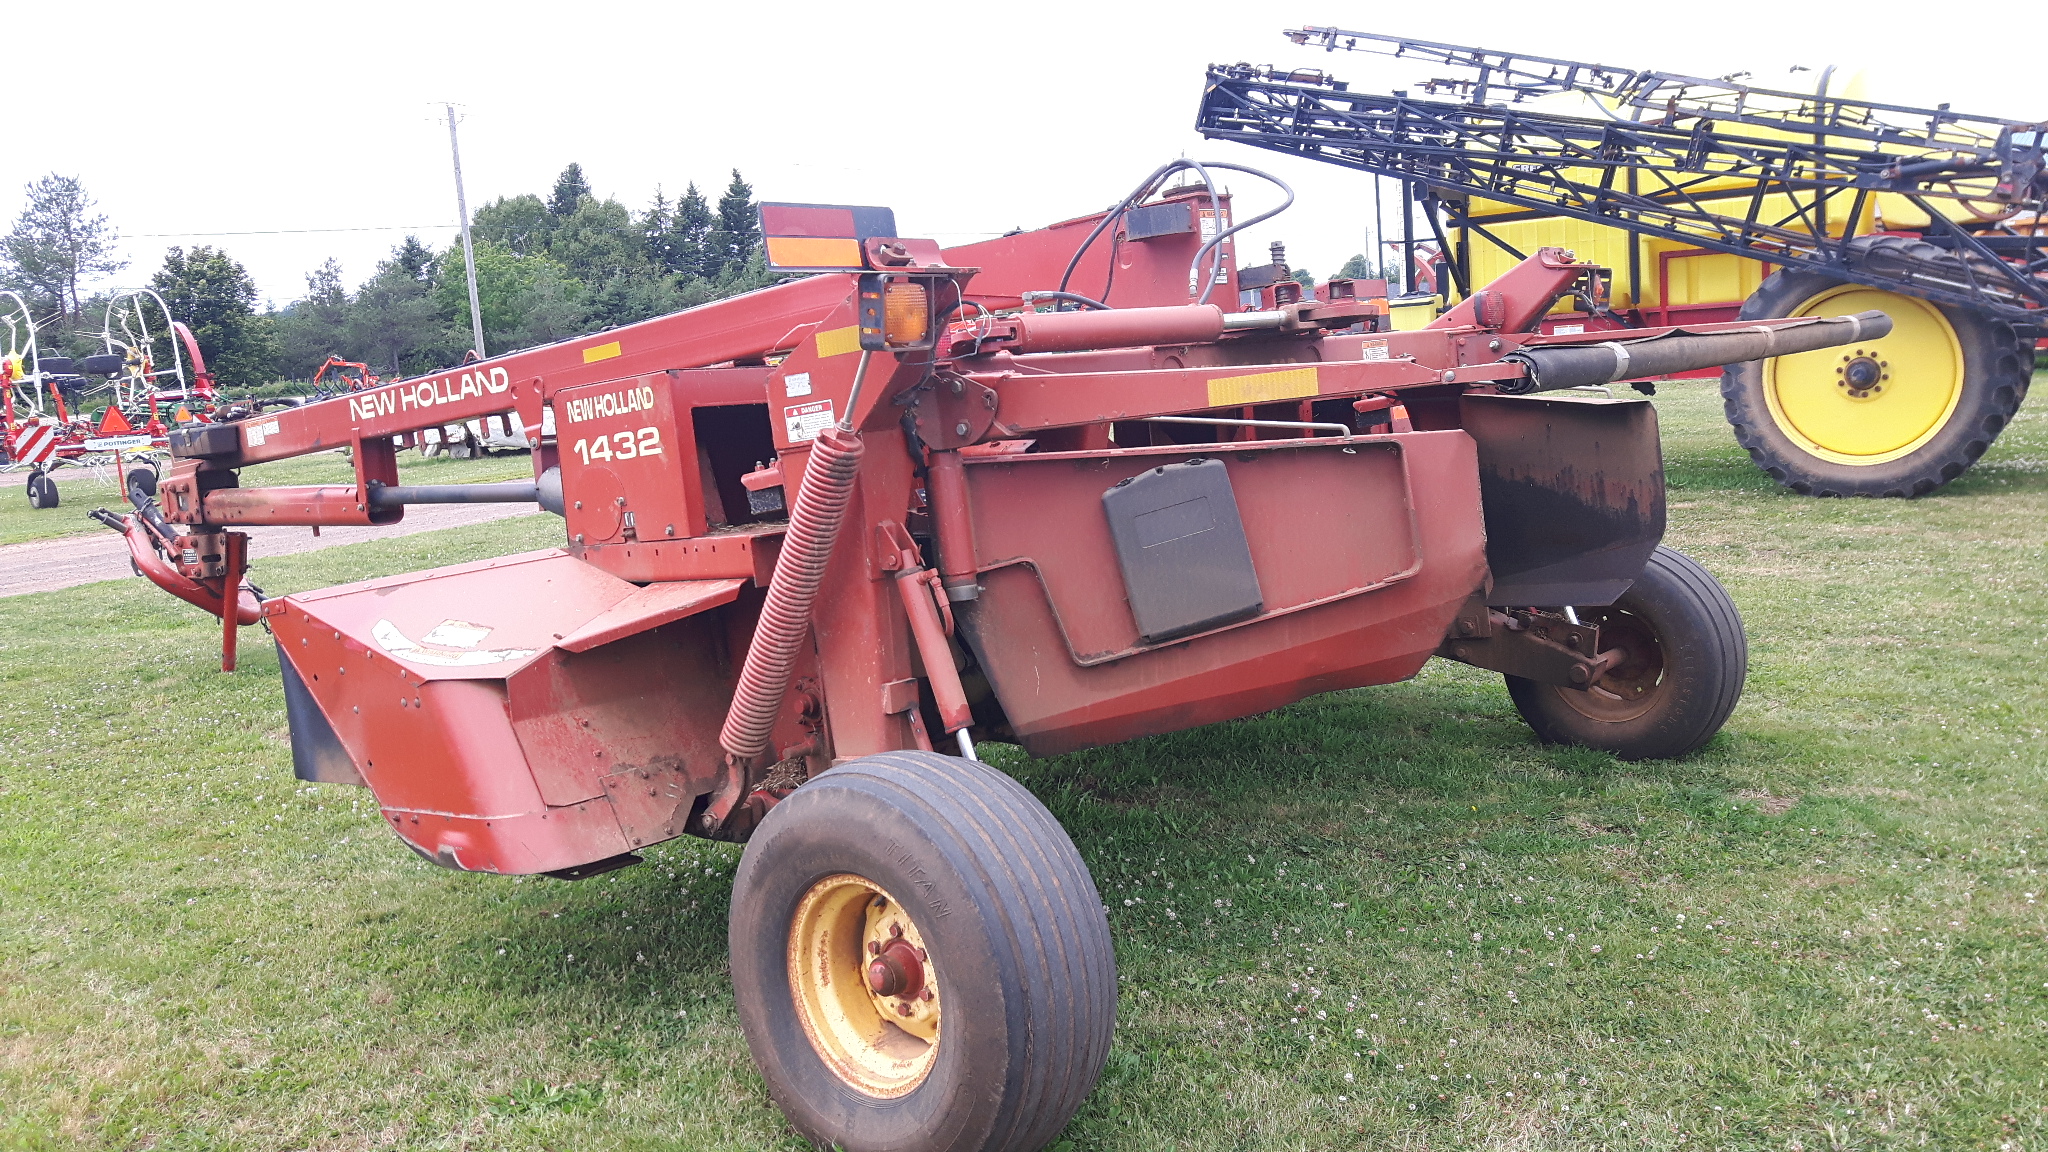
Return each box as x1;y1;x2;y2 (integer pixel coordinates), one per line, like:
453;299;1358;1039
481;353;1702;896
868;940;882;956
890;922;903;938
896;1002;914;1016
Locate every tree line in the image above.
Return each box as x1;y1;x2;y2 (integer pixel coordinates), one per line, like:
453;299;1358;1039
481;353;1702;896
4;169;1395;395
0;166;779;393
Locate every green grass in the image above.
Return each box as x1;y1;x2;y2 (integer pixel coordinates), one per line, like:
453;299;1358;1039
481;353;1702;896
0;450;536;547
2;381;2045;1150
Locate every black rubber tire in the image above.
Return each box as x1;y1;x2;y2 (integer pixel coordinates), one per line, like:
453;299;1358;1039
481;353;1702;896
125;463;158;503
730;751;1115;1152
1722;236;2031;497
26;471;58;509
1506;545;1745;761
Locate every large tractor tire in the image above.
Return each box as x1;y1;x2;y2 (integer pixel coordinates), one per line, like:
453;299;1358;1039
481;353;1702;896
1722;236;2031;497
729;751;1115;1152
1506;545;1746;761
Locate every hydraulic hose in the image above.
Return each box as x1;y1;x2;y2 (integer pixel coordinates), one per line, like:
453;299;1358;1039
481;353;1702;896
1503;312;1894;393
718;424;865;760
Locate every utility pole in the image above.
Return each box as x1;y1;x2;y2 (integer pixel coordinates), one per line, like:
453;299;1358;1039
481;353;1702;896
446;104;487;360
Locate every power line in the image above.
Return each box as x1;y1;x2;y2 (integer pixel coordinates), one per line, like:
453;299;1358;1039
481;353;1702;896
128;224;456;238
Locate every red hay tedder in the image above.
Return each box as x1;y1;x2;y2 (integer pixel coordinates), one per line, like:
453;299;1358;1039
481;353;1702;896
105;167;1885;1151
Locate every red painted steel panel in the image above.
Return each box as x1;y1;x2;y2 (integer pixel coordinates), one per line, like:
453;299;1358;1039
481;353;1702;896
957;431;1485;754
555;579;744;653
762;205;856;237
271;549;745;873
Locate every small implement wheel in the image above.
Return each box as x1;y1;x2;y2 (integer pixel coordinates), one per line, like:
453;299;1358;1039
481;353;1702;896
125;463;158;503
1506;545;1745;761
730;751;1114;1152
25;470;58;509
1722;236;2030;497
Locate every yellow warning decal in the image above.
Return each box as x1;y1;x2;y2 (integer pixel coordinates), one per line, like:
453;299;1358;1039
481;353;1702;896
1207;366;1318;407
766;236;864;270
814;325;862;358
582;341;622;364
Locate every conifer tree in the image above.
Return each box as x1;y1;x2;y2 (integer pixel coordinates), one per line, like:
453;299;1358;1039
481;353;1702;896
547;163;592;218
2;174;124;320
706;170;759;279
672;182;715;279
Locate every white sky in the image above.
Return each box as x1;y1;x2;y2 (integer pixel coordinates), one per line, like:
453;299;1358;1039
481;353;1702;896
7;0;2039;309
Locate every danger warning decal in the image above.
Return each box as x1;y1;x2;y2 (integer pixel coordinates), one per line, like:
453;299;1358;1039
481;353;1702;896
783;399;834;443
11;423;56;465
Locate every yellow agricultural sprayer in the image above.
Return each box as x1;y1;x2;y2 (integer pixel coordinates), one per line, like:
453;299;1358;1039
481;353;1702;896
1200;28;2045;497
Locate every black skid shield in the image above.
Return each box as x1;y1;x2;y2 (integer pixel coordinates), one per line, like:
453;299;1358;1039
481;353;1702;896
1458;393;1665;608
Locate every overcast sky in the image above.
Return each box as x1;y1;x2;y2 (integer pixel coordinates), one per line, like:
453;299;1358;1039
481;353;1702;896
7;0;2040;309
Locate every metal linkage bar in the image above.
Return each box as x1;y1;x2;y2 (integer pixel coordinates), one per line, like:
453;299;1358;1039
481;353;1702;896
1195;67;2048;319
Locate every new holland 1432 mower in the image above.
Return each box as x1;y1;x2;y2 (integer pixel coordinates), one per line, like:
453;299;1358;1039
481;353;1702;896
107;168;1883;1151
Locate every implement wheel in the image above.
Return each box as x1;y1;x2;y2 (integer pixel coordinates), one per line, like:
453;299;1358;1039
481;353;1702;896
1506;545;1746;761
25;470;58;509
730;751;1114;1152
1722;236;2030;497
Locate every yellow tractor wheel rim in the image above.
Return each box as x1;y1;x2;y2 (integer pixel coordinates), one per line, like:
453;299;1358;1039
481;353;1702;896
787;874;941;1098
1762;285;1964;464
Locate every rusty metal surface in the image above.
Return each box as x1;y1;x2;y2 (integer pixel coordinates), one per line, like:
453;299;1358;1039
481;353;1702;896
1438;606;1614;687
1458;393;1665;607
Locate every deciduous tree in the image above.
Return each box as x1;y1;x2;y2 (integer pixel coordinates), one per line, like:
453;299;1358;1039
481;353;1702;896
472;194;551;258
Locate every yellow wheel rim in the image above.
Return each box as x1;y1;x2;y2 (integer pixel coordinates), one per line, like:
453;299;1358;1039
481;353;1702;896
1761;286;1964;465
787;874;941;1097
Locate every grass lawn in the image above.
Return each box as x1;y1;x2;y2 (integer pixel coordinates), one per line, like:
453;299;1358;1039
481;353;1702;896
0;450;536;547
2;380;2044;1151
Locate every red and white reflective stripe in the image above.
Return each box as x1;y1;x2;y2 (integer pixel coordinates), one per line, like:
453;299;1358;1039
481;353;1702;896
12;422;56;464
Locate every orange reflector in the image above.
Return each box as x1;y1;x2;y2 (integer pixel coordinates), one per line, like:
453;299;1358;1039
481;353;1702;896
766;236;865;271
883;282;929;346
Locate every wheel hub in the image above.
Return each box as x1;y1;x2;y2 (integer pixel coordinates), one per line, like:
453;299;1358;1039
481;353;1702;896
1559;606;1665;723
866;935;926;1000
787;874;941;1097
1761;285;1963;462
1835;350;1888;399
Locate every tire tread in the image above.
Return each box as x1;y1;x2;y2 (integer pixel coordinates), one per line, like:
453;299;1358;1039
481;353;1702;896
1720;235;2030;498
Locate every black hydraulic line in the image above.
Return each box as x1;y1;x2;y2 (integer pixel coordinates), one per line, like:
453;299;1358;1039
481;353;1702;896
1022;291;1113;311
1422;194;1470;299
1401;179;1416;295
365;480;540;508
1181;161;1296;305
1057;160;1222;306
1373;174;1386;280
1505;310;1892;392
